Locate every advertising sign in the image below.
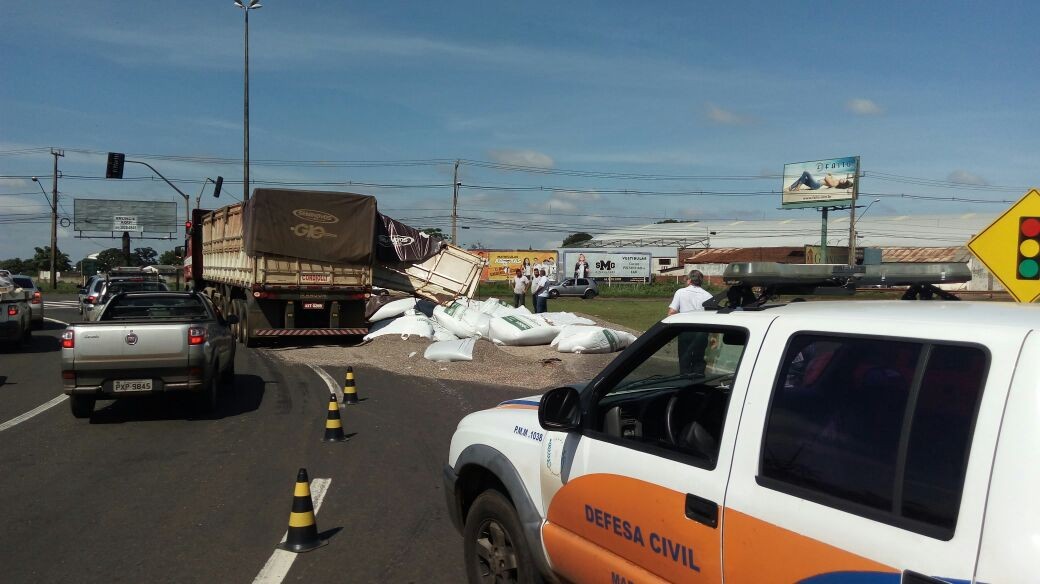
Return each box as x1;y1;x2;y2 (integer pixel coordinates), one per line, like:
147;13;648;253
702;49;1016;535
782;156;859;209
561;251;651;281
477;250;558;281
113;215;140;232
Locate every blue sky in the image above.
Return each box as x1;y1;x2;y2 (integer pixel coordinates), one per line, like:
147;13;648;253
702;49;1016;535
1;0;1038;264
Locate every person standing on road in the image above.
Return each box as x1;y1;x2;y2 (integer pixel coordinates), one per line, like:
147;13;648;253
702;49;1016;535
533;269;550;313
667;270;714;377
512;269;530;309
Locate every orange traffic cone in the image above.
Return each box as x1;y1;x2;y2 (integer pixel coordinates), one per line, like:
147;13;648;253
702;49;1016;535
323;393;347;442
276;468;328;553
343;366;359;405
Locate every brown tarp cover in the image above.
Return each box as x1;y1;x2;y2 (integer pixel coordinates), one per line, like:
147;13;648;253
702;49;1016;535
243;189;378;264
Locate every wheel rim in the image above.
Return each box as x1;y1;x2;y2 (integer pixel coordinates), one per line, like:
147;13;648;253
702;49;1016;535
474;519;518;583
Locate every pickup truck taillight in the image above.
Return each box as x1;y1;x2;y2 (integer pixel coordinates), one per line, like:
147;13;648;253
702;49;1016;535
188;327;206;345
61;329;74;348
7;305;17;316
31;291;41;304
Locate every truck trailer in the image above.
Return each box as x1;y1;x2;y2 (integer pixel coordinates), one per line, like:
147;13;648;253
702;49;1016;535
185;189;482;346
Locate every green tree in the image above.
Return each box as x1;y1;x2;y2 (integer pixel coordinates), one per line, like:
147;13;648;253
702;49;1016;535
158;249;183;265
30;246;72;273
561;232;593;247
0;258;31;274
420;227;450;242
132;247;159;266
95;248;128;272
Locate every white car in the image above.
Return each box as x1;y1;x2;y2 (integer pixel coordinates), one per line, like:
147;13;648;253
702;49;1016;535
445;299;1039;583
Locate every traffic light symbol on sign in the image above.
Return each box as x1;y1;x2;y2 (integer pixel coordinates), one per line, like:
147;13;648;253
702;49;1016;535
1017;217;1040;280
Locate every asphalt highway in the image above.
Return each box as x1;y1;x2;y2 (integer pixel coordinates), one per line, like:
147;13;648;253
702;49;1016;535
0;302;529;583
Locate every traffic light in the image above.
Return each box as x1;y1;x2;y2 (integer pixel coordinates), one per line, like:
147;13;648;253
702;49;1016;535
213;176;223;198
1017;217;1040;280
106;152;125;179
185;220;193;233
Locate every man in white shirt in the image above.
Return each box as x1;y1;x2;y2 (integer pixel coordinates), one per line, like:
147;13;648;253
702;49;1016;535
533;269;550;313
667;270;714;377
512;269;530;309
668;270;713;315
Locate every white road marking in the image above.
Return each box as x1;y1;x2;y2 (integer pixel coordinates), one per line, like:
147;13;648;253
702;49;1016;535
0;394;68;433
306;364;343;405
0;316;72;433
252;477;332;584
44;301;81;309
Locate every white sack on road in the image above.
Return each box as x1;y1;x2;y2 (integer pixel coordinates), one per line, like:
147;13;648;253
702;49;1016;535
433;302;483;338
552;325;637;354
363;311;434;341
535;312;596;327
490;314;561;346
368;297;418;322
424;337;477;362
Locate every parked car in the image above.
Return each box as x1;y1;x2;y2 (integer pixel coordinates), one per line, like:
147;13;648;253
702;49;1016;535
547;277;598;299
61;291;237;417
10;275;43;327
85;279;169;321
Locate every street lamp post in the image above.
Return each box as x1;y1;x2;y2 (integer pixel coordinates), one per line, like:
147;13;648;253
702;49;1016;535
234;0;262;202
850;197;882;250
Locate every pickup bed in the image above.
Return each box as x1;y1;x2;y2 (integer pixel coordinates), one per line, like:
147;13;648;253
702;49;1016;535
61;291;237;418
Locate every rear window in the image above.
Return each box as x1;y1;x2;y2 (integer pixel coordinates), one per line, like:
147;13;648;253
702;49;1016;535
100;296;209;320
106;282;168;296
13;277;33;288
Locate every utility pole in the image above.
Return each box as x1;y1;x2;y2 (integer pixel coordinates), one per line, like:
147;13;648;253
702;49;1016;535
847;156;862;267
50;148;64;290
451;159;460;243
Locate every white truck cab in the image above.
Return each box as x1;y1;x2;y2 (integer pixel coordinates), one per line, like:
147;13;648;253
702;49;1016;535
445;299;1040;583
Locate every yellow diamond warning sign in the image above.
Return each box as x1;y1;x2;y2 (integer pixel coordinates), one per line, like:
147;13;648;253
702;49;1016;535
967;189;1040;302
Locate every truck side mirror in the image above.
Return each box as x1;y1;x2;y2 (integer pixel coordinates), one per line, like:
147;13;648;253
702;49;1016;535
539;386;582;431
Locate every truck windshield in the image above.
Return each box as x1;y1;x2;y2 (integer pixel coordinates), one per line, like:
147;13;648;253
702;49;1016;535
100;296;209;321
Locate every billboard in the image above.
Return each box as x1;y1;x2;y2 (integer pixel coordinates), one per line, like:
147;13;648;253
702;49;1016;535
560;251;652;281
74;199;179;238
782;156;859;209
476;250;559;281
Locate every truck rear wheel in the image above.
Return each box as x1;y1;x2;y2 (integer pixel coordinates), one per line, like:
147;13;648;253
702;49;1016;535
231;299;245;343
463;490;542;584
69;395;94;419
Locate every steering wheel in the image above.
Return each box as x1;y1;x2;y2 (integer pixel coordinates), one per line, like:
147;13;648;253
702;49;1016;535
665;393;682;446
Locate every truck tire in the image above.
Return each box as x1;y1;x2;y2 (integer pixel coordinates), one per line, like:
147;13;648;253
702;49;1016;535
69;395;94;419
232;299;245;344
463;490;542;584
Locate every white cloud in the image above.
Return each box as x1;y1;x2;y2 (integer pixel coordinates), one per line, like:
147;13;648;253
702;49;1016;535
488;149;555;169
705;103;751;125
554;190;601;202
947;170;988;186
846;98;884;115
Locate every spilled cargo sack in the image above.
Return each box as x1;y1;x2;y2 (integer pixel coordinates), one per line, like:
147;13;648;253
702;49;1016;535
363;310;434;341
430;318;459;342
552;325;637;354
433;302;483;338
489;314;560;346
535;312;596;327
368;297;418;322
423;337;477;362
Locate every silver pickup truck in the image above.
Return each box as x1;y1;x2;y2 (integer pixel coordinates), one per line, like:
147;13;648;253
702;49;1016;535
61;291;237;418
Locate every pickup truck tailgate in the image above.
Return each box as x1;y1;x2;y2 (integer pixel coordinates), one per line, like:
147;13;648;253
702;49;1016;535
73;325;189;371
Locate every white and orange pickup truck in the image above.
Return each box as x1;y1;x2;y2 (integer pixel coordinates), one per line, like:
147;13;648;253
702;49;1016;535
444;264;1037;584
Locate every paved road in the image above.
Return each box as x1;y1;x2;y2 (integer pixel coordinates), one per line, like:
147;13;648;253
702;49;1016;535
0;302;529;582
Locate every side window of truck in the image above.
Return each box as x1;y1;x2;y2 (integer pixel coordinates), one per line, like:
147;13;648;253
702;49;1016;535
591;325;749;469
759;333;988;539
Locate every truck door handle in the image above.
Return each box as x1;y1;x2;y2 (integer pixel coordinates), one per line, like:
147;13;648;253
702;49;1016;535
685;493;718;528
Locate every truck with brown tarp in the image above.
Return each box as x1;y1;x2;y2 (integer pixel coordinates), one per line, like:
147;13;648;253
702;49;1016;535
184;189;482;346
